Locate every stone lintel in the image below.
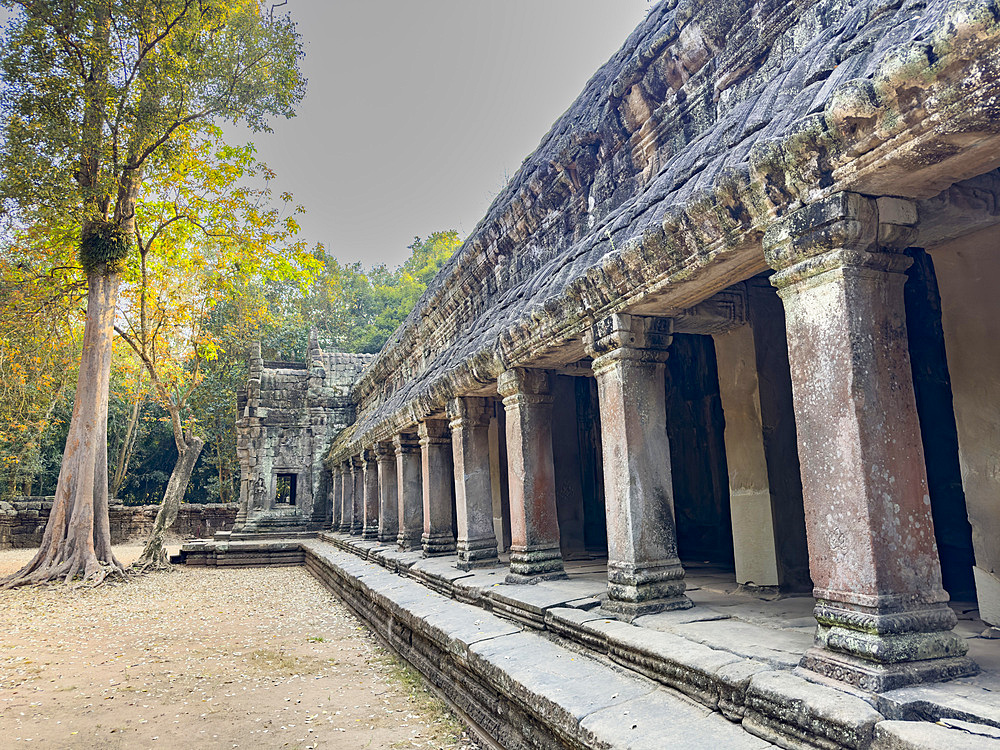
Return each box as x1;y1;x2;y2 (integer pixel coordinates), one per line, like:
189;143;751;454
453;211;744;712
673;288;749;336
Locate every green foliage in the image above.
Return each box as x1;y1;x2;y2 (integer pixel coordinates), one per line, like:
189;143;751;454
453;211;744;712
79;221;131;273
266;231;461;358
0;0;306;267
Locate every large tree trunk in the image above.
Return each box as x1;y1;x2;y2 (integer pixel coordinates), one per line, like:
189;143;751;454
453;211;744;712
1;272;124;588
132;434;204;572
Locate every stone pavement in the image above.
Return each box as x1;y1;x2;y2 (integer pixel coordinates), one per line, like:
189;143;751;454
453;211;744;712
179;533;1000;749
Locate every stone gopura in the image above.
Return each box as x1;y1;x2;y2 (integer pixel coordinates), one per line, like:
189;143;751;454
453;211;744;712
224;0;1000;724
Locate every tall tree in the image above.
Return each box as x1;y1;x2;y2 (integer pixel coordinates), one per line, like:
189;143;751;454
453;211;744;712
0;0;304;587
117;130;315;569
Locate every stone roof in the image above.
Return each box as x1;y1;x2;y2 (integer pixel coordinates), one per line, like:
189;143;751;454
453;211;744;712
330;0;1000;460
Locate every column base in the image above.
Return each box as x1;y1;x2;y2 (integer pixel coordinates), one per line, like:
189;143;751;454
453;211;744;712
798;647;979;693
337;522;352;533
802;599;980;691
457;539;500;571
378;530;398;545
350;522;363;536
361;526;378;541
601;595;693;621
606;559;690;614
421;531;456;557
397;532;422;552
507;545;566;583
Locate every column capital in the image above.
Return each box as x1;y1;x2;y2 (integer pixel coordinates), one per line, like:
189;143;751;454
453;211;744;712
497;367;551;401
763;192;917;290
350;454;364;469
362;448;377;465
584;313;673;357
373;440;395;461
447;396;491;429
392;431;420;454
417;418;450;445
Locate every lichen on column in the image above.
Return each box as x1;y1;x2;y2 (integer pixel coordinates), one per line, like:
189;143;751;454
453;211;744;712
762;191;977;691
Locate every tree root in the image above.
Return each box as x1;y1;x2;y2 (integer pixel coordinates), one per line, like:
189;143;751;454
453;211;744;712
129;544;173;575
0;548;127;590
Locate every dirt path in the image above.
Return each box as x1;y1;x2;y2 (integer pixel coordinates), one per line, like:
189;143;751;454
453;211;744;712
0;545;480;750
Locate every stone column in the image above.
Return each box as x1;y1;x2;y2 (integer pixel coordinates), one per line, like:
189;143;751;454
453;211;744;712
330;465;343;531
375;441;399;544
418;419;456;556
394;432;423;551
362;449;379;540
351;455;364;536
497;368;565;582
762;192;976;691
585;314;691;617
338;460;354;533
713;324;780;589
448;397;499;570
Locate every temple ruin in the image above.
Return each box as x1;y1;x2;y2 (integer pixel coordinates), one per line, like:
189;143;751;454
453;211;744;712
184;0;1000;746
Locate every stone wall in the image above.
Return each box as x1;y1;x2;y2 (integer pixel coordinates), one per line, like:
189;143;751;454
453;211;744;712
234;334;375;534
0;497;238;549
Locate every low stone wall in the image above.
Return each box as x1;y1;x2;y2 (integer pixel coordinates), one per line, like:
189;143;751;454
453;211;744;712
1;497;238;549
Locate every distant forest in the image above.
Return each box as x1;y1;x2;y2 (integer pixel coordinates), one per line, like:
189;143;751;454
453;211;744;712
0;230;460;506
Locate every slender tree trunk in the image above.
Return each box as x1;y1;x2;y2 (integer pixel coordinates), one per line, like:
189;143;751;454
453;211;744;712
111;370;144;499
1;272;124;588
132;433;204;571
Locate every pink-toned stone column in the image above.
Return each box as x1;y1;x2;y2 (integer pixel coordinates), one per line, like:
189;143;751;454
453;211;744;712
330;465;343;531
419;419;456;556
585;314;691;618
375;441;398;544
351;455;364;536
448;397;500;570
337;460;353;533
763;191;977;691
394;432;423;551
498;368;565;583
362;449;379;541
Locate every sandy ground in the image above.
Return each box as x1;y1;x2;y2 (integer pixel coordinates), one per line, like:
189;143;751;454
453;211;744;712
0;545;481;750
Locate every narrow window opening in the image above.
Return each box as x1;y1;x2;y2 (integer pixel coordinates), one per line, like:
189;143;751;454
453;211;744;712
275;473;297;505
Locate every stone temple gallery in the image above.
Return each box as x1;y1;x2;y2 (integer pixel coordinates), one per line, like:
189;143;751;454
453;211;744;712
181;1;1000;747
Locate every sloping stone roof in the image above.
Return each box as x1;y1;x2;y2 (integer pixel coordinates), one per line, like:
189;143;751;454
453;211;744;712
330;0;1000;460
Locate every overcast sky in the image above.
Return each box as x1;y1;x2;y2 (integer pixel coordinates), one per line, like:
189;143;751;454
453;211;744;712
226;1;654;268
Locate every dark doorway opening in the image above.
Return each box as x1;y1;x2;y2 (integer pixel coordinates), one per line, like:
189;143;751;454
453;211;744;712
904;248;977;601
666;334;734;569
275;473;298;505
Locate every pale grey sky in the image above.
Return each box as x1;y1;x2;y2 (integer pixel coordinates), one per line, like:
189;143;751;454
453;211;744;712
227;1;654;267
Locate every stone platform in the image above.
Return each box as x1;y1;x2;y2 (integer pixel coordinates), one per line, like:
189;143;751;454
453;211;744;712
178;533;1000;750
